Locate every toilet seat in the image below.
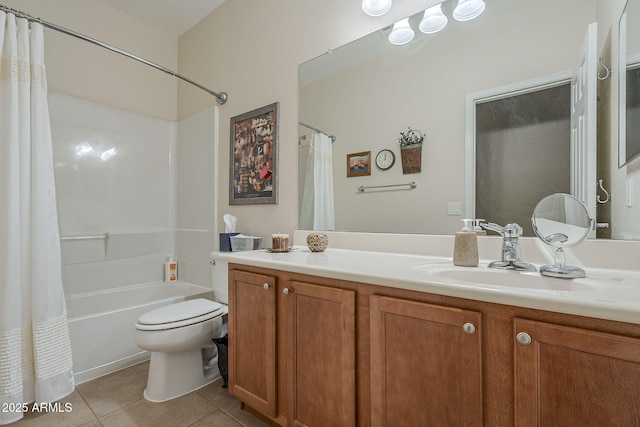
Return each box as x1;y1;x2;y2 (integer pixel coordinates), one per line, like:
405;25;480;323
136;298;224;331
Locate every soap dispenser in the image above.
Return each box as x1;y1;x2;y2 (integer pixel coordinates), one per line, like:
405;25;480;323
453;220;479;267
472;219;487;236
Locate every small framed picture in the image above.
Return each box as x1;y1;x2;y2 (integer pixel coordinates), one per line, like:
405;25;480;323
347;151;371;177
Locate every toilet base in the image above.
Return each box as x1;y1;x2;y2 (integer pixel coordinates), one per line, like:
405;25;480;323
144;347;218;402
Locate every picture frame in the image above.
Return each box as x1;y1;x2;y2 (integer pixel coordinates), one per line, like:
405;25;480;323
229;102;279;205
347;151;371;177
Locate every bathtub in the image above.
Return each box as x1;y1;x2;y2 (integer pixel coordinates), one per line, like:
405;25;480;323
66;281;213;384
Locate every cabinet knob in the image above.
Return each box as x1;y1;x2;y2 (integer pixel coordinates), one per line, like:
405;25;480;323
263;283;270;290
283;287;290;295
462;323;476;335
516;332;532;345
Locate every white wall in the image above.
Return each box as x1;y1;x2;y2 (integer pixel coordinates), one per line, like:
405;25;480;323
2;0;178;121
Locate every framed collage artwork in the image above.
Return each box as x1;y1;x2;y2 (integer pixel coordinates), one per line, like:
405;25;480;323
230;102;279;205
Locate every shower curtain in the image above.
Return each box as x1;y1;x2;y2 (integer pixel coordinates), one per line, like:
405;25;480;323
300;133;335;230
0;13;74;425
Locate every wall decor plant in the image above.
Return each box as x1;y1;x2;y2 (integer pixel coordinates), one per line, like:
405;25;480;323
398;127;424;174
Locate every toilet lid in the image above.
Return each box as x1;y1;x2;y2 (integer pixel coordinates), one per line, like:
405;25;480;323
137;298;224;326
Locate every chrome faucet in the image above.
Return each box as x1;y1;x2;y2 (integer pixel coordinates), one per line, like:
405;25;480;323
481;223;537;271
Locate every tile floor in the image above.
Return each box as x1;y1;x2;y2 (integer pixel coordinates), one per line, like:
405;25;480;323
13;361;270;427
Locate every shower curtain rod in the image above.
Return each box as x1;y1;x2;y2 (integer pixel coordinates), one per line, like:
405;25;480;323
299;121;336;142
0;4;228;105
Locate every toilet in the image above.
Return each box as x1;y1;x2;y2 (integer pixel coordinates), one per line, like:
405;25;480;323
135;252;229;402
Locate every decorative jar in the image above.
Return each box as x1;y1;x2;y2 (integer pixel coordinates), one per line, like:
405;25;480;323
306;233;329;252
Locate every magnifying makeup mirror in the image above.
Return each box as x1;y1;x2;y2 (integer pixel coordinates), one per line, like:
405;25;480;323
531;193;594;279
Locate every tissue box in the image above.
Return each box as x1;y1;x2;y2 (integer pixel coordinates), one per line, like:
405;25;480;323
220;233;240;252
230;235;262;251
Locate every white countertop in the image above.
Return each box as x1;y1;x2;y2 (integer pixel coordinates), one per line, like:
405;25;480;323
217;247;640;325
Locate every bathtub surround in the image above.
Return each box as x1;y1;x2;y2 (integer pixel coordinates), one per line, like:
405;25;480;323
0;15;74;425
49;91;178;298
48;92;219;384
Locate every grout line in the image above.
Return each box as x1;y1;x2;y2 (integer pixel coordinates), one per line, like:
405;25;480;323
73;388;103;426
219;408;251;427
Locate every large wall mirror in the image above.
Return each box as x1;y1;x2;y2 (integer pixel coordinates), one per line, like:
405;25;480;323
299;0;640;240
620;0;640;166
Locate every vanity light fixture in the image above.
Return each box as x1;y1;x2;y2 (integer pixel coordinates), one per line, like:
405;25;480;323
362;0;392;17
419;3;448;34
388;17;415;45
453;0;485;22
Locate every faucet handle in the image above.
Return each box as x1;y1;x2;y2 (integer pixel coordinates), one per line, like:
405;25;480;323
481;222;523;237
483;222;536;272
480;222;505;235
503;223;523;237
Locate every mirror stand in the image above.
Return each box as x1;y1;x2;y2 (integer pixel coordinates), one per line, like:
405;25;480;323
539;247;586;279
532;193;594;280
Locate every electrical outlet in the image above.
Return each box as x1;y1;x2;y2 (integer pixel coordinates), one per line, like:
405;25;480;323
448;202;462;215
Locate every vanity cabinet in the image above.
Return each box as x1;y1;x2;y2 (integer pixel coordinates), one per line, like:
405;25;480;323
282;280;356;427
228;267;356;427
370;296;482;426
513;318;640;426
228;264;640;426
228;269;277;418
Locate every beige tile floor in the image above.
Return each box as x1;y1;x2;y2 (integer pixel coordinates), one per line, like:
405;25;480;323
13;361;270;427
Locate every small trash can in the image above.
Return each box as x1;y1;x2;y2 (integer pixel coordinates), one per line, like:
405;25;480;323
213;334;228;388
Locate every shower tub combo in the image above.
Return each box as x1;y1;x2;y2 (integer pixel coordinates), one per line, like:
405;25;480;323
49;92;218;385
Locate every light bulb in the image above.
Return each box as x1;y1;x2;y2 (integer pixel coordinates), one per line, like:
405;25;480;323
362;0;392;17
453;0;485;22
419;3;448;34
388;18;414;45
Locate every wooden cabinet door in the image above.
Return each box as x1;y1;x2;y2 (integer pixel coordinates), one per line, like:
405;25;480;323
370;295;482;427
229;270;277;418
283;280;356;427
514;318;640;426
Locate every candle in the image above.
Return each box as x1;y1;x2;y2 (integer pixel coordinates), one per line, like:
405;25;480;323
272;233;289;251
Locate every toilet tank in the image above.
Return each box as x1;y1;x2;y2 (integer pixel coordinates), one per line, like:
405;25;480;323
210;252;229;304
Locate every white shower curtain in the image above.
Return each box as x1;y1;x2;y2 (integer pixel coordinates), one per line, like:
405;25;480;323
300;133;335;231
0;13;74;425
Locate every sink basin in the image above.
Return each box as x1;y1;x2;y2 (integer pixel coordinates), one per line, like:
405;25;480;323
413;263;596;292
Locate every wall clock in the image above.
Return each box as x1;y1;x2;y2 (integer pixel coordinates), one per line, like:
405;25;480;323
375;149;395;170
